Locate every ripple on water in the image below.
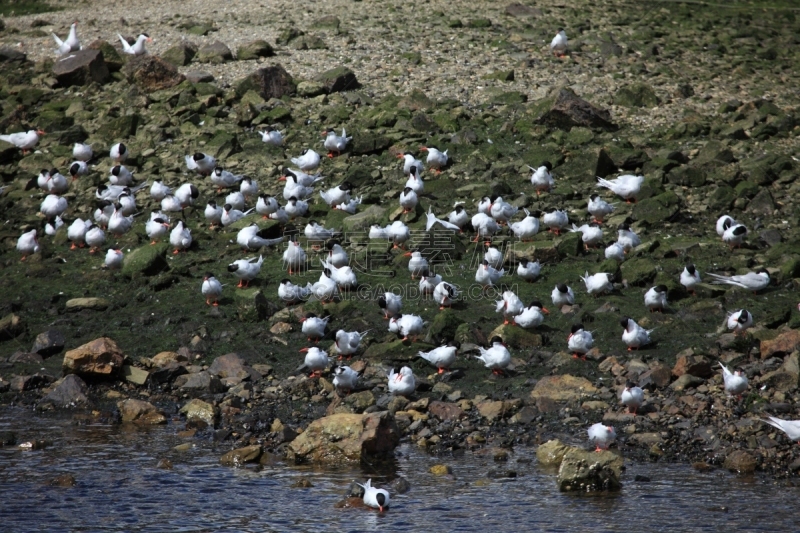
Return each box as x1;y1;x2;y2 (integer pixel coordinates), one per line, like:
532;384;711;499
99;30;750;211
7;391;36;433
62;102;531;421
0;408;797;532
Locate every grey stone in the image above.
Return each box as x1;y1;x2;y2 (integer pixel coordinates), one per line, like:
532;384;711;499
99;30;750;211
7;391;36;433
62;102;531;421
557;447;623;491
181;371;226;393
235;65;295;100
534;88;617;131
316;66;359;93
31;329;66;357
236;40;275;60
52;49;110;87
41;375;88;408
161;41;197;67
196;41;233;64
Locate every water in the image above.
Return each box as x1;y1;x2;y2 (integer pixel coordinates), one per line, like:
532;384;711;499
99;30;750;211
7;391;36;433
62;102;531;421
1;408;797;532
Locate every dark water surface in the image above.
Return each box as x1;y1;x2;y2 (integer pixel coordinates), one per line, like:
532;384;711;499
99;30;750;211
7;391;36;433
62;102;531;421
1;408;797;532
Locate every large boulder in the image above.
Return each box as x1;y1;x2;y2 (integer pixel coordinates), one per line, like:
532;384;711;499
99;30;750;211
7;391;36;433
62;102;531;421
161;41;197;67
534;88;617;131
530;374;597;402
236;40;275;60
196;41;233;63
124;55;186;92
52;49;110;87
39;375;88;408
62;337;124;378
316;66;359;93
557;447;623;491
537;439;571;467
235;65;295;100
180;398;218;427
286;411;400;463
31;329;65;357
208;352;261;381
86;39;124;71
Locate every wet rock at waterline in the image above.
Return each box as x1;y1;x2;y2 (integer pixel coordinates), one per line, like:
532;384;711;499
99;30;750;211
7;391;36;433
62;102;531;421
63;337;124;378
286;411;400;463
557;448;623;492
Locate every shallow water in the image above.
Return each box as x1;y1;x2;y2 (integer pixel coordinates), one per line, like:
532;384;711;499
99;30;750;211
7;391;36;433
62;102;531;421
0;408;797;533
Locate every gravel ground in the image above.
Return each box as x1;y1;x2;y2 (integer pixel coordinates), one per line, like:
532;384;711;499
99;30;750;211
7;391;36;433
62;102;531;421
4;0;798;145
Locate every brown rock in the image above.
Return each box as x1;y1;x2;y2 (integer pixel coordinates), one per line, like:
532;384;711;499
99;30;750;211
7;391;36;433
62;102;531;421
63;337;124;378
536;439;570;467
477;400;511;421
220;445;262;466
151;351;187;367
557;447;623;491
124;54;186;92
535;88;618;131
428;400;466;421
672;354;713;378
638;363;672;388
40;374;88;408
117;399;167;424
760;330;800;359
505;3;542;17
723;450;756;474
235;65;295;100
530;374;598;401
270;322;292;334
286;411;400;463
208;352;259;380
52;49;110;87
0;313;24;340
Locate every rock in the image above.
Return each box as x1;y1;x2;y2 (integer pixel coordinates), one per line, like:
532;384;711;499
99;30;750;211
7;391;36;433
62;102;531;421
65;297;110;311
161;41;197;67
181;371;225;393
312;15;341;30
488;323;542;349
40;374;88;408
620;258;657;286
478;400;512;421
289;35;327;50
196;40;233;63
534;88;617;131
638;364;672;388
52;49;110;87
63;337;124;378
96;114;140;140
672;354;713;378
0;47;26;62
208;352;259;380
0;431;16;446
723;450;756;474
670;373;704;391
530;375;597;401
180;398;218;426
430;464;453;476
428;401;466;421
631;191;680;224
124;55;186;92
220;445;262;466
11;374;52;391
426;309;464;344
235;65;295;100
149;362;189;385
9;351;43;363
295;80;325;98
31;329;65;357
86;39;123;71
344;391;376;412
286;411;400;463
185;71;214;83
0;313;24;340
536;439;570;467
316;66;359;93
342;205;387;231
50;474;77;487
122;365;149;385
237;40;275;60
613;83;660;108
505;3;542;17
117;399;167;424
557;447;623;491
152;351;187;367
760;330;800;358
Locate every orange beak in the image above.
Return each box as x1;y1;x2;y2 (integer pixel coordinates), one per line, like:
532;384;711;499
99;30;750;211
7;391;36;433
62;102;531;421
542;307;550;314
278;176;287;181
403;252;411;257
420;146;428;152
299;347;309;352
147;37;153;43
395;154;404;160
37;129;46;135
567;333;573;340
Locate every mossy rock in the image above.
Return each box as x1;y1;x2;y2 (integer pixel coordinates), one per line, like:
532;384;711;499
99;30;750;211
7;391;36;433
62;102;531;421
36;108;73;132
237;40;275;60
96;114;141;139
363;339;428;362
234;288;273;322
666;166;706;187
556;232;583;258
425;309;465;344
467;18;492;28
707;184;736;211
488;323;542;349
122;243;169;277
734;180;759;199
632;191;679;225
350;132;391;155
161;42;197;67
620;257;657;286
613;83;660;108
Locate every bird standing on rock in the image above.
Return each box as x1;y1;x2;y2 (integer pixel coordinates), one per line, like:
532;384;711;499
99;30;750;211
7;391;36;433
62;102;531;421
644;285;668;312
727;309;753;336
333;365;360;394
118;33;152;55
170;221;192;254
476;336;511;376
620;382;644;414
620;316;653;351
322;128;351;158
596;174;644;203
421;146;448;174
301;312;329;342
298;347;329;377
528;162;554;194
291;149;321;171
53;22;80;56
680;263;701;294
388;314;425;342
719;362;748;399
588;423;616;451
550;28;568;57
1;129;44;153
418;341;460;374
387;366;416;396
